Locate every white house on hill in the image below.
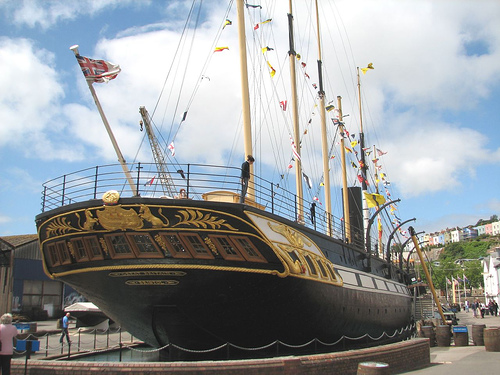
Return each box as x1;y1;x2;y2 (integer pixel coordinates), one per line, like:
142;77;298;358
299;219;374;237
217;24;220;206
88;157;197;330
482;249;500;305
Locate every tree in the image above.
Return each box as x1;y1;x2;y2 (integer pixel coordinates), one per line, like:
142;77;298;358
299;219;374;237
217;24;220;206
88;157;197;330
439;243;464;261
429;259;459;290
462;241;489;259
462;260;483;288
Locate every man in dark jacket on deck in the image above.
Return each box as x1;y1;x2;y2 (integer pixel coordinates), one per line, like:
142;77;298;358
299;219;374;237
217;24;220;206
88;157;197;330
240;155;255;203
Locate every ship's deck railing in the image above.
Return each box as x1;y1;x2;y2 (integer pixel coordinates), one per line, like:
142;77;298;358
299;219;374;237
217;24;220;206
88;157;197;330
40;163;377;251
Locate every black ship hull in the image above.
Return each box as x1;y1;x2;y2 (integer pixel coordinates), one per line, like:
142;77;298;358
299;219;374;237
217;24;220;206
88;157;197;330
36;193;413;358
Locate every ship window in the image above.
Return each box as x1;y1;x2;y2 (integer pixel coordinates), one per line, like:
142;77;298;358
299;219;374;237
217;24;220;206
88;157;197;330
304;255;317;275
316;260;328;278
288;251;300;263
46;243;60;267
180;233;214;259
127;234;163;258
161;234;192;259
359;274;375;288
374;279;388;290
106;234;135;259
232;236;266;263
71;238;89;262
210;235;244;261
84;237;103;260
326;264;338;281
387;282;398;292
56;241;72;265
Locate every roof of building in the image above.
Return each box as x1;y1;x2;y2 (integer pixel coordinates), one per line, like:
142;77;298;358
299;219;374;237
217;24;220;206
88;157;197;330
0;234;38;249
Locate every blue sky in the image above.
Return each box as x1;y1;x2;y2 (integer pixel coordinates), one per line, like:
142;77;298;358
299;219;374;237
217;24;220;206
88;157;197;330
0;0;499;238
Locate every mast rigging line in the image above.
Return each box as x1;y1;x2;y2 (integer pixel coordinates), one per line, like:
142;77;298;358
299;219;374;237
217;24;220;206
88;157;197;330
172;0;236;138
148;0;234;142
131;0;235;181
150;0;201;120
130;0;202;170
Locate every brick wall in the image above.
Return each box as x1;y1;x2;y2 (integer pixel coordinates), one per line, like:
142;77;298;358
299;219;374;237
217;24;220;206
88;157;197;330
11;338;430;375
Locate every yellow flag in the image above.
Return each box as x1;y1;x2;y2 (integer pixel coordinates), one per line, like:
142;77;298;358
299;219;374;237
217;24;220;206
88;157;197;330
361;63;374;74
267;61;276;77
363;191;386;208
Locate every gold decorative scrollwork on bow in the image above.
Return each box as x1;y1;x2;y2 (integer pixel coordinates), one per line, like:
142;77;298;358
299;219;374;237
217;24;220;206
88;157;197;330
267;222;312;248
173;209;238;231
96;205;144;231
43;204;235;241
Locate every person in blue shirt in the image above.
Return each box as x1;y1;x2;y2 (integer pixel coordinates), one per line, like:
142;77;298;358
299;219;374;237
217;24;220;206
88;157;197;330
59;312;71;345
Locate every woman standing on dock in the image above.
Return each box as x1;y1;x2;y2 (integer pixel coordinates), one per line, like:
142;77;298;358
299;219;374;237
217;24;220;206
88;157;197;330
0;313;19;375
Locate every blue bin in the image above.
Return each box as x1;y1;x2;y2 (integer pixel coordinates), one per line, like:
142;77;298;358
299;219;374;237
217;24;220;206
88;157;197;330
16;340;40;352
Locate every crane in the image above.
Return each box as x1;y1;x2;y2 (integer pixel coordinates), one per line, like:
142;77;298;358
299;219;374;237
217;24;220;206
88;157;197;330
139;106;177;197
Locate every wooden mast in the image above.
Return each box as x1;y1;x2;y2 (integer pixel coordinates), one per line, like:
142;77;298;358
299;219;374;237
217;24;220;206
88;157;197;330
288;0;304;222
337;96;351;243
70;45;138;197
236;0;254;199
357;67;369;237
314;0;332;235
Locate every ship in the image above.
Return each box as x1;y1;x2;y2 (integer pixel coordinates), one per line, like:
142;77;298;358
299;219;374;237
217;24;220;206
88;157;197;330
36;0;415;360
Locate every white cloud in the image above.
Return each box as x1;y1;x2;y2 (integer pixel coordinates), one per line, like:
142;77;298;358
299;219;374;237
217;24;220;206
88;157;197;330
482;199;500;214
0;214;11;224
6;0;139;30
325;0;500;111
379;112;496;197
0;39;60;145
1;0;500;201
312;0;500;199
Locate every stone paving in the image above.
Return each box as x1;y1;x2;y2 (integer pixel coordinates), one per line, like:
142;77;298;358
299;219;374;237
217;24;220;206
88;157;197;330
402;309;500;374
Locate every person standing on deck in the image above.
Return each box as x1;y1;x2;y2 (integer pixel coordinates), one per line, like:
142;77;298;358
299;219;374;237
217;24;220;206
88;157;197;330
240;155;255;203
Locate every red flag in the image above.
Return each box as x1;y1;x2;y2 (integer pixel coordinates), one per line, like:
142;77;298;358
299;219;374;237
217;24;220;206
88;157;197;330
76;55;120;83
168;142;175;157
290;135;301;161
144;176;155;186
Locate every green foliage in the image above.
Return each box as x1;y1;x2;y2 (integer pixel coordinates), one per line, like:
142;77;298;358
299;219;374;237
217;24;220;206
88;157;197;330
462;260;483;288
416;259;483;290
439;243;464;261
417;238;491;289
414;231;499;295
439;240;489;261
463;241;490;259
